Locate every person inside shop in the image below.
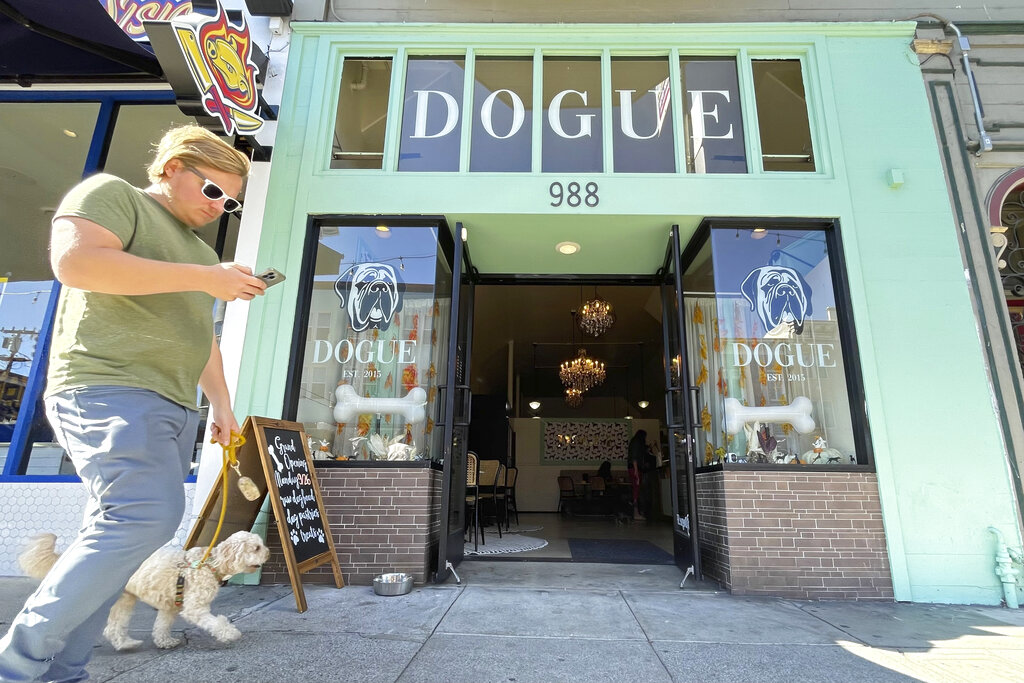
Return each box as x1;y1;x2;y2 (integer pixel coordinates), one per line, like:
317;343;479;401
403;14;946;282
0;125;266;683
627;430;649;521
641;436;661;521
596;460;614;485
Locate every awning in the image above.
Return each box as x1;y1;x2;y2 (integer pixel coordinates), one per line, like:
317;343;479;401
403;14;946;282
0;0;163;81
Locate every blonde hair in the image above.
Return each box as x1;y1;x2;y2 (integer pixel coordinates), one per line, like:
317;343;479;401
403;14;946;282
147;124;250;183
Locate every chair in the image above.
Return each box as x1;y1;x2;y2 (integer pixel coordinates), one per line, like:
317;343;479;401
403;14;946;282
557;475;578;515
465;451;481;550
504;467;520;530
590;476;606;495
478;459;504;539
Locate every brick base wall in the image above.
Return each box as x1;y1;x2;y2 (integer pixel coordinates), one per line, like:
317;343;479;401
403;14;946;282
695;470;893;600
261;466;442;586
696;471;730;587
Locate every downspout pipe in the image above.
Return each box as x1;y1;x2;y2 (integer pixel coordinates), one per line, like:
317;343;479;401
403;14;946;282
909;13;993;154
988;527;1022;608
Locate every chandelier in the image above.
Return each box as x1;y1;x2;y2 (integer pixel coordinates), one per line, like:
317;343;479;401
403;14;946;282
565;387;583;408
559;348;606;392
578;296;615;337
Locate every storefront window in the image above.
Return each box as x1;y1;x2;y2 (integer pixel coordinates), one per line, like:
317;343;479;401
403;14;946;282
295;223;451;462
399;57;466;172
1;98;226;477
752;60;815;172
542;57;602;173
470;57;533;172
679;57;746;174
331;58;393;169
684;226;859;466
0;102;97;476
611;58;674;173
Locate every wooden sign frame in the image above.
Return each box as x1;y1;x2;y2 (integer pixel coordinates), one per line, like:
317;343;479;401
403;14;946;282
186;416;343;612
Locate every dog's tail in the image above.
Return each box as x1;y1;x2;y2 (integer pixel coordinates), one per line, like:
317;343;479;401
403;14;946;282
19;533;60;580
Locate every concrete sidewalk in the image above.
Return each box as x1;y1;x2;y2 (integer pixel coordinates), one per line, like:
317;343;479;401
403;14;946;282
2;562;1023;683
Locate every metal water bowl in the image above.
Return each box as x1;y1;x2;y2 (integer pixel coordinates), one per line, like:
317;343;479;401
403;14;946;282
373;572;413;596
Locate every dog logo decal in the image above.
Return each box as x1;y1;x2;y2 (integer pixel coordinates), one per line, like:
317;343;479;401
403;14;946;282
335;262;404;332
740;265;813;335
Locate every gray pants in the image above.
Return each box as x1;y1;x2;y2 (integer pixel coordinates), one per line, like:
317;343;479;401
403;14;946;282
0;387;198;683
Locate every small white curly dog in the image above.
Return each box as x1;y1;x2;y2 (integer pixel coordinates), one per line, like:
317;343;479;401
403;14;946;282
20;531;270;650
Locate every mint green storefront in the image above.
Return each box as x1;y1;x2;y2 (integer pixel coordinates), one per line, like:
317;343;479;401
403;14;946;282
235;22;1022;604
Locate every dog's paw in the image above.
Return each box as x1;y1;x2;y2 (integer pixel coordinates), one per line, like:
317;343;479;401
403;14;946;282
113;637;143;651
213;615;242;643
153;635;182;649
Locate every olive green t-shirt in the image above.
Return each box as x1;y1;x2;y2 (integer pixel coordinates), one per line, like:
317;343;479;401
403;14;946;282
46;174;219;410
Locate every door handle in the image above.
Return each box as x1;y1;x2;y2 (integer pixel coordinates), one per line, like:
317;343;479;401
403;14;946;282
688;385;701;427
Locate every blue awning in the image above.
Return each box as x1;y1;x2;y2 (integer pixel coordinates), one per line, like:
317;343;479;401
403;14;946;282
0;0;163;81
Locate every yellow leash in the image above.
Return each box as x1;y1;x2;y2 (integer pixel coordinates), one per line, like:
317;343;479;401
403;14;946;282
196;432;259;568
176;432;261;607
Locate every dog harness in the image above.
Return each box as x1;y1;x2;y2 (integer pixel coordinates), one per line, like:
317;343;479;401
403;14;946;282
174;561;222;608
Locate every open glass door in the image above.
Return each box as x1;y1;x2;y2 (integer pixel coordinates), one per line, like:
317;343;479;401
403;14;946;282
434;222;474;582
661;225;703;580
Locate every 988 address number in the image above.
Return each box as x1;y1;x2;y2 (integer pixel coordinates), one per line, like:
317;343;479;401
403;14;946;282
549;181;599;208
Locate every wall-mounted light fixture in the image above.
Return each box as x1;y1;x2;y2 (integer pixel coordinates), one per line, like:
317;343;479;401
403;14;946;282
528;401;541;411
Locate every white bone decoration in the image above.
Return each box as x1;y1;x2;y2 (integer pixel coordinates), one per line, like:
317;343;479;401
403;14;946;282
722;396;815;435
333;385;428;425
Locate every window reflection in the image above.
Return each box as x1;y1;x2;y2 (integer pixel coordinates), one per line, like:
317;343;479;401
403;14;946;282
752;60;815;172
296;224;450;462
679;58;746;174
332;58;393;169
399;57;466;172
542;58;602;173
471;57;533;172
0;102;97;476
611;58;674;173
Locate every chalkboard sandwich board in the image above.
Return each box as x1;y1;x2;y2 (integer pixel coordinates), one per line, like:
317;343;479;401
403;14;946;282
187;416;343;612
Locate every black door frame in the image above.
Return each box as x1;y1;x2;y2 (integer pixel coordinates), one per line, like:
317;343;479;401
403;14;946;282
435;221;480;582
659;224;706;579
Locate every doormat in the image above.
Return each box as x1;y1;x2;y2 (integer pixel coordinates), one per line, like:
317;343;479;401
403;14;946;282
465;534;548;556
567;538;674;565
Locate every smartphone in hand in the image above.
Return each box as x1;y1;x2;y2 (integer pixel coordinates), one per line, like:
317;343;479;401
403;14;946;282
256;267;286;287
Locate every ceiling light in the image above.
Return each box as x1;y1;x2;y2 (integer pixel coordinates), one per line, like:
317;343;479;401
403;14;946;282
624;415;633;420
528;401;541;410
559;348;606;393
556;241;580;255
62;129;77;138
376;224;389;232
578;296;615;337
565;388;583;408
637;400;650;409
751;228;767;240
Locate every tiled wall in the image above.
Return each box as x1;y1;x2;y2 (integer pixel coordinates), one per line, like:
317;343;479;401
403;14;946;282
0;482;196;576
695;470;893;600
260;466;442;586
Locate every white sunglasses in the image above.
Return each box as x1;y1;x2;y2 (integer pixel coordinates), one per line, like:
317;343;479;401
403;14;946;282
184;166;243;214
